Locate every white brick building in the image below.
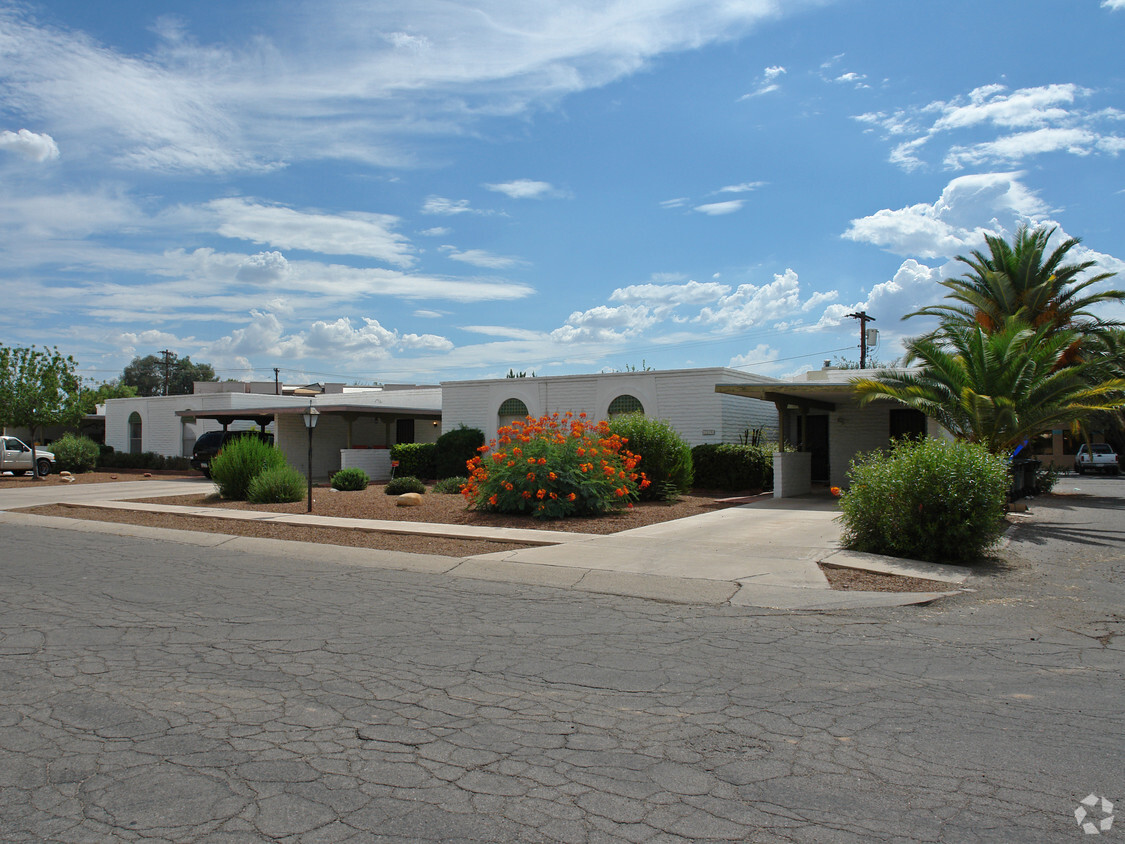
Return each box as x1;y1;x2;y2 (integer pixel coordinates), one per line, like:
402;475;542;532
440;367;778;447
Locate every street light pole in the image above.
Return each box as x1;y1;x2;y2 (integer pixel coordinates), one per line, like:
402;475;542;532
302;402;320;513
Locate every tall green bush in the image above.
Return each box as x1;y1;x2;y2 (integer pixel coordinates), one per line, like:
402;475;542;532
606;414;692;501
838;437;1010;564
52;433;100;473
390;442;436;479
691;443;774;491
210;436;287;500
434;425;485;479
97;449;190;471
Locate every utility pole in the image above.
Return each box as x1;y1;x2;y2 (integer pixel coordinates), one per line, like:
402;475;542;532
159;349;176;396
846;311;875;369
274;367;280;396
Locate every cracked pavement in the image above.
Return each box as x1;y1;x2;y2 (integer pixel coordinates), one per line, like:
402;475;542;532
1;478;1122;842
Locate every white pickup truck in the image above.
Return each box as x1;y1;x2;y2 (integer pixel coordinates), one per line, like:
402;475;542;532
1074;443;1119;475
0;436;57;476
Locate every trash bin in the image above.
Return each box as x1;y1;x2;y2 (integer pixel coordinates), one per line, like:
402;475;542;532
1009;458;1041;500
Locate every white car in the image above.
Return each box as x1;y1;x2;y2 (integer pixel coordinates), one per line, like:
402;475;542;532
0;437;57;476
1074;443;1119;475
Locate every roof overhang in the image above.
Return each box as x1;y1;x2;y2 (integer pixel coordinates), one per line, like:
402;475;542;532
176;405;441;423
715;382;865;412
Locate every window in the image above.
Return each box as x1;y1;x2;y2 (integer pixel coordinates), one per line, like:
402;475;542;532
128;412;143;454
498;398;529;417
889;408;926;441
498;398;530;430
608;394;644;416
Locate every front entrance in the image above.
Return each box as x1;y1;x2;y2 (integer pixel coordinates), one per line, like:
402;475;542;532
798;414;830;482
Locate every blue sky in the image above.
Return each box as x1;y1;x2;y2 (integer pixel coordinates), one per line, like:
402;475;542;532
2;0;1123;387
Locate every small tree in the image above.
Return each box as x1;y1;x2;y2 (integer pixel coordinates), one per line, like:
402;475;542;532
0;345;84;479
79;380;138;414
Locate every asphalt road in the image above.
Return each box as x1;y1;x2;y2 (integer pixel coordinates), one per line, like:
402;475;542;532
1;477;1122;842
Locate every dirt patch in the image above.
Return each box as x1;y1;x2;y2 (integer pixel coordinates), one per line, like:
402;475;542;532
819;563;956;593
131;484;735;535
0;470;198;489
23;503;532;558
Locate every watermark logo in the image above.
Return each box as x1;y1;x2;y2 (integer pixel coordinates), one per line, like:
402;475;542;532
1075;794;1114;835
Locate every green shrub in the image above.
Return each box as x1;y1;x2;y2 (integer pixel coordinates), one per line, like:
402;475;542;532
838;437;1010;564
96;450;192;471
385;475;426;495
434;425;485;479
463;412;649;519
210;436;287;500
607;414;692;501
433;476;467;494
691;443;774;491
390;442;436;479
247;467;307;503
52;433;100;473
331;468;369;491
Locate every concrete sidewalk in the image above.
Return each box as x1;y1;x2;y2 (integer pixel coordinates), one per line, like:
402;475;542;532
0;479;970;610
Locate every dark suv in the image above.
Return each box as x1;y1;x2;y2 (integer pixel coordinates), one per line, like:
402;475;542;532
190;430;274;477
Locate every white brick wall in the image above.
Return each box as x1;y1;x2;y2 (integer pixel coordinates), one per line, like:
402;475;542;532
441;368;777;446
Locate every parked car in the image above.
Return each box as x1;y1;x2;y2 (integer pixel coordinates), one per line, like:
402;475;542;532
190;430;274;478
0;436;57;476
1074;443;1119;475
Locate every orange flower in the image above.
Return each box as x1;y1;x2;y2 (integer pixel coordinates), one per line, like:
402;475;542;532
503;482;514;491
548;472;557;481
566;492;576;501
537;457;547;465
488;494;498;506
536;489;546;499
522;490;532;499
528;457;537;464
527;472;537;481
830;486;842;497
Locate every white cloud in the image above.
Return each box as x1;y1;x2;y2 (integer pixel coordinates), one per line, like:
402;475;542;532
728;343;781;372
610;279;730;306
413;309;447;318
439;245;525;269
695;200;744;215
843;172;1048;258
419;227;450;236
0;129;59;161
944;127;1100;169
0;1;826;175
422;196;481;215
1104;0;1125;9
551;304;658;343
660;197;690;209
484;179;559;199
740;65;786;99
717;181;765;194
858;83;1123;171
461;325;546;340
235;251;290;283
699;269;818;331
208;198;415;266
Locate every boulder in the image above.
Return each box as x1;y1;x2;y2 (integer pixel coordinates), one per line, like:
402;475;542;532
396;492;424;507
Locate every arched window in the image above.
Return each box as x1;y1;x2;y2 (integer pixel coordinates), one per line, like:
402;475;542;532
608;394;644;416
128;412;143;454
498;398;530;429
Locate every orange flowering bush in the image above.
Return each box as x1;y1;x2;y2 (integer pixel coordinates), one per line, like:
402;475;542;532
462;412;650;519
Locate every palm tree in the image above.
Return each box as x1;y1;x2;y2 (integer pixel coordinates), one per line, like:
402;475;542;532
853;319;1125;453
907;225;1122;341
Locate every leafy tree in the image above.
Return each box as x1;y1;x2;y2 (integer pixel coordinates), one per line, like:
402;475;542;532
853;319;1125;453
121;353;218;396
79;380;138;414
907;224;1123;346
0;345;84;478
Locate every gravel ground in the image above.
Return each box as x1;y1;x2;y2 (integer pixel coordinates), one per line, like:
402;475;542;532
0;470;195;488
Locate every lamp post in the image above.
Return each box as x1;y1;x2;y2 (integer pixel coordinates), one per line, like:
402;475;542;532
302;402;320;513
